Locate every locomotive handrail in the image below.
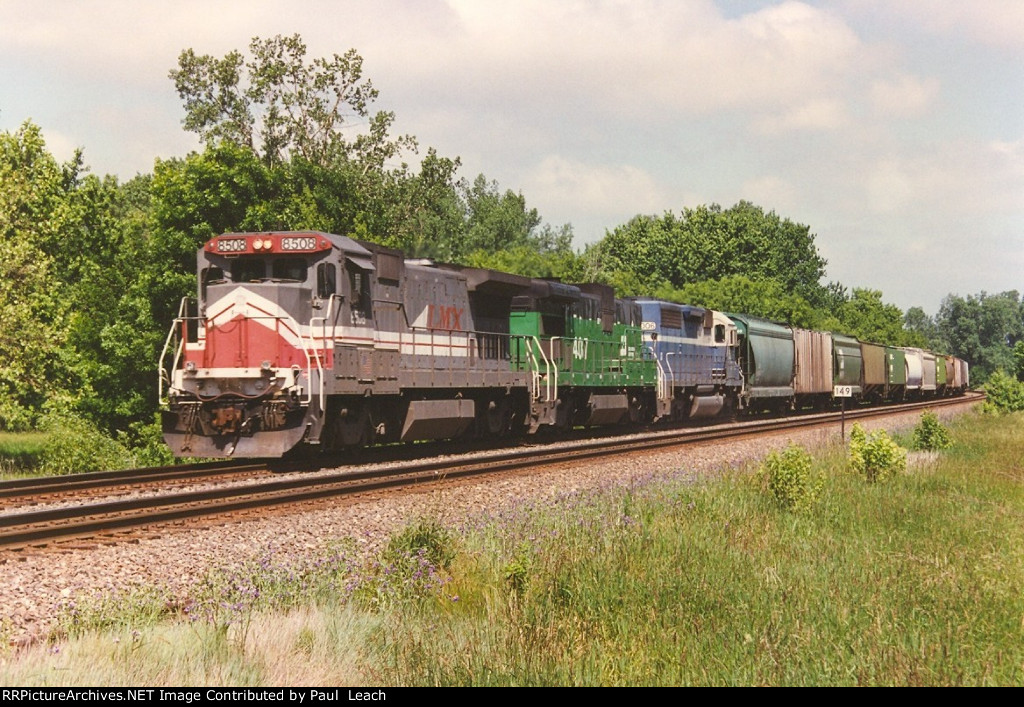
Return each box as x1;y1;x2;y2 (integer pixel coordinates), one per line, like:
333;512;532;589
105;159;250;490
309;318;329;416
160;299;324;416
660;352;677;401
522;335;553;402
550;337;564;380
158;297;195;406
309;292;343;410
274;309;323;413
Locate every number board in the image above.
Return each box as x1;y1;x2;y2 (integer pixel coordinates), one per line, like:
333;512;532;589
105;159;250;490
833;385;853;398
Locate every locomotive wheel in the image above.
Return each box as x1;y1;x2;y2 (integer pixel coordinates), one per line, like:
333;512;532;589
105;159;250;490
483;397;512;438
554;393;574;431
628;394;646;424
331;404;370;448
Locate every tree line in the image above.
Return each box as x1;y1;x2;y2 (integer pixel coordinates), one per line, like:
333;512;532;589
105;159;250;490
1;34;1020;458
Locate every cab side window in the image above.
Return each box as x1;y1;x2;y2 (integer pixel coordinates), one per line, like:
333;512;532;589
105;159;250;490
317;263;336;298
347;264;372;321
200;266;224;301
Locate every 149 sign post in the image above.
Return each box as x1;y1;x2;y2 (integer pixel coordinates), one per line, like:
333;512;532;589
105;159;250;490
834;385;853;439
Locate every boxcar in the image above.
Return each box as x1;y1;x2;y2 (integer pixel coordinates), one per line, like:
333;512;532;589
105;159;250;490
860;342;887;401
792;328;833;407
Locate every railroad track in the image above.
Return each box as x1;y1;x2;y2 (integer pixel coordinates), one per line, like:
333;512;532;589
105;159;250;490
0;459;269;505
0;394;981;553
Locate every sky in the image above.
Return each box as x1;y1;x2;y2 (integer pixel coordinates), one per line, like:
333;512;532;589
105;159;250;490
1;0;1021;314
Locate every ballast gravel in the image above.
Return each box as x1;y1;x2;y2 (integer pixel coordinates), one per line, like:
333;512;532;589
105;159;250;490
0;403;976;646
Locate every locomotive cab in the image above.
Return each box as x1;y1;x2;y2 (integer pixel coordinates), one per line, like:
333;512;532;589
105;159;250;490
161;232;352;457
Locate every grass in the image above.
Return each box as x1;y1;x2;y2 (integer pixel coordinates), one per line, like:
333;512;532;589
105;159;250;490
2;409;1023;686
0;431;48;477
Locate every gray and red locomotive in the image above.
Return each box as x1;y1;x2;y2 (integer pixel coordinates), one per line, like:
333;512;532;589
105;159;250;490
160;230;968;458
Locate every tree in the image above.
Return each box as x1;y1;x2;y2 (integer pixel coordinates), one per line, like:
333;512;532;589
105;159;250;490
592;202;828;304
903;306;943;351
170;34;411;168
936;291;1023;381
1013;340;1024;382
0;122;171;434
352;148;465;257
464;245;587;281
0;238;64;429
437;174;573;263
666;275;821;329
166;37;483;256
832;289;922;346
0;123;76;428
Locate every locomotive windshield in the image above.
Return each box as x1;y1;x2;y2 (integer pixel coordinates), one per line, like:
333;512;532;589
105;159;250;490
200;256;315;302
227;257;309;283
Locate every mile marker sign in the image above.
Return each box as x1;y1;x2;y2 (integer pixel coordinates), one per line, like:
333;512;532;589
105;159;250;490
834;385;853;439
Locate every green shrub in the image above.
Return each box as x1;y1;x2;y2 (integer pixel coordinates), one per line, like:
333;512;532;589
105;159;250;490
503;541;534;598
912;410;953;451
848;423;906;483
37;413;135;475
386;518;457;571
757;444;822;512
124;417;177;467
981;370;1024;414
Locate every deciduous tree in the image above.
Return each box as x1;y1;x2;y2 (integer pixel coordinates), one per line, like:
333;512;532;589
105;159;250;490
936;291;1023;381
170;34;412;168
592;202;828;304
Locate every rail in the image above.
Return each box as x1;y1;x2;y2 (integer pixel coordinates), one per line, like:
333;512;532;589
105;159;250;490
1;393;982;553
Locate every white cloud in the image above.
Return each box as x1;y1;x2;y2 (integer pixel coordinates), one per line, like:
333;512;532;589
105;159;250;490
372;0;869;125
864;159;918;214
741;175;799;211
753;98;850;134
1;1;1020;311
0;2;269;83
869;74;939;118
862;137;1024;218
37;127;78;164
523;154;670;216
847;0;1024;51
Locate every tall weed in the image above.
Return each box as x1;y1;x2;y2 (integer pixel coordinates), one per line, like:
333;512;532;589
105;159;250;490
912;411;953;451
848;423;906;482
757;443;823;512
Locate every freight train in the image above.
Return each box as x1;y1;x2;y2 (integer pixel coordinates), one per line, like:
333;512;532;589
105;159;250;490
159;231;968;458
